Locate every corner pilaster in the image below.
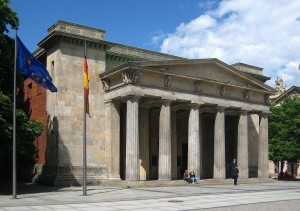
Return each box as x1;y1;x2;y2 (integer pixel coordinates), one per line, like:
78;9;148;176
104;100;120;180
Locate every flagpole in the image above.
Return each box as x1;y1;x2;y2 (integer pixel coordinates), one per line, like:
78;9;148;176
13;29;17;199
83;41;87;196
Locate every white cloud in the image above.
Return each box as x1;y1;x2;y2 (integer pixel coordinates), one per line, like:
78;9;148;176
198;0;219;10
151;31;167;45
156;0;300;88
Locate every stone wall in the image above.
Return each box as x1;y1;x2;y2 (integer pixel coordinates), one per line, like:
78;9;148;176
38;38;107;185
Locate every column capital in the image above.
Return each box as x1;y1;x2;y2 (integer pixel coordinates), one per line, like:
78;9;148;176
127;95;140;102
189;103;201;110
160;99;172;106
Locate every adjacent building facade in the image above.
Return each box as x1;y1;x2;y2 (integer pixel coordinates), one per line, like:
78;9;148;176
24;20;275;186
268;79;300;178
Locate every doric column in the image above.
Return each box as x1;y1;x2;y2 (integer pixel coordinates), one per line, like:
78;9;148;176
258;113;269;178
105;100;120;179
126;96;140;180
188;104;201;180
159;100;172;180
237;110;249;178
139;106;150;181
199;110;203;179
214;107;226;179
171;109;177;179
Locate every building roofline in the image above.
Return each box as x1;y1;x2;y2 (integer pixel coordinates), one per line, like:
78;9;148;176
106;41;184;60
231;62;263;71
271;86;300;104
37;30;109;50
48;20;106;34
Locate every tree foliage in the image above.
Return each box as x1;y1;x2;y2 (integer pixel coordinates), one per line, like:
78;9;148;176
0;0;44;181
269;96;300;163
0;92;43;180
0;0;19;35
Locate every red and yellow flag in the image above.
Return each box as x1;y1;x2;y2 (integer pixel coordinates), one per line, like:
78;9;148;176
84;57;90;116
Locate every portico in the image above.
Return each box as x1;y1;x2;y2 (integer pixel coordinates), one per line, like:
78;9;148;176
100;60;273;181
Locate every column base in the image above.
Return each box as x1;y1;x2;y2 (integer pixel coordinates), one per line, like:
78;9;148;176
35;164;109;186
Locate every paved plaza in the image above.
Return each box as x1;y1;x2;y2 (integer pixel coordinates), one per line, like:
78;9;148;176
0;180;299;210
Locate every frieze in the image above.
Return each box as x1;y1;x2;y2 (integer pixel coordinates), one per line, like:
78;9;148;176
264;94;270;104
122;70;141;84
101;79;110;91
164;75;172;88
243;90;251;101
220;86;227;97
194;81;201;93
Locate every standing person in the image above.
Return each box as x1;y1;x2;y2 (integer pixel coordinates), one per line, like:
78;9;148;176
232;158;237;168
230;158;237;178
232;166;239;185
189;170;198;184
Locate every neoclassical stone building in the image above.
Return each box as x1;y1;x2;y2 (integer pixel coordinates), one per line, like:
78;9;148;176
27;20;275;186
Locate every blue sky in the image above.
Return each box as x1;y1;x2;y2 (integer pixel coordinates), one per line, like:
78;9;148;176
9;0;300;88
9;0;213;52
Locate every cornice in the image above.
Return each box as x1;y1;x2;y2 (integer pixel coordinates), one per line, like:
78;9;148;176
38;30;110;51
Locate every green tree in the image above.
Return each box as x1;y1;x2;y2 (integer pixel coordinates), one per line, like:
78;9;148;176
0;0;44;181
0;93;43;180
269;96;300;172
0;0;19;35
0;0;21;96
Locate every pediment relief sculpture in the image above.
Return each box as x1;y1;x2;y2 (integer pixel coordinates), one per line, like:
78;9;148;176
122;70;141;84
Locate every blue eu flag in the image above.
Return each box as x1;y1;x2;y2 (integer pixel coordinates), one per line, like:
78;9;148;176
16;36;57;92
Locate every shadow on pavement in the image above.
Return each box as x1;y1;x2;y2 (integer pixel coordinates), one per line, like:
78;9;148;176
0;181;65;195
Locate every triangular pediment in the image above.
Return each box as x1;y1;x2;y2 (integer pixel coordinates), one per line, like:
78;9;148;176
138;59;275;93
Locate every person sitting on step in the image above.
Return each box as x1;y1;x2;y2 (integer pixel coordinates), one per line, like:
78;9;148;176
189;170;198;184
183;170;190;183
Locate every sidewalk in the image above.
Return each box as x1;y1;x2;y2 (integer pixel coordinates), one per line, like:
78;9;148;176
0;177;275;195
1;178;290;209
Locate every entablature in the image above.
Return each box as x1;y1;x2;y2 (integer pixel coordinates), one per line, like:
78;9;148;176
100;62;274;107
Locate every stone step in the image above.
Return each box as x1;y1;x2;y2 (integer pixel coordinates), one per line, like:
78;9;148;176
95;178;276;188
